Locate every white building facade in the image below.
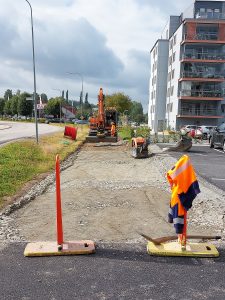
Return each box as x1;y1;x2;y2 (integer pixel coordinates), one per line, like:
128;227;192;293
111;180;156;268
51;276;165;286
148;0;225;132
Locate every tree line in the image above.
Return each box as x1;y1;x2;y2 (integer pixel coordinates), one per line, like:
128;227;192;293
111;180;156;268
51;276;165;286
0;89;147;123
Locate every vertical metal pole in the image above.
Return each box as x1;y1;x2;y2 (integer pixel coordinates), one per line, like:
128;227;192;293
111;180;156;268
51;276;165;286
81;77;83;117
25;0;38;143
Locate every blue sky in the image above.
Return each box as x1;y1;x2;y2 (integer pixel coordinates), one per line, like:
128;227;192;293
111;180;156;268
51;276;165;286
0;0;193;111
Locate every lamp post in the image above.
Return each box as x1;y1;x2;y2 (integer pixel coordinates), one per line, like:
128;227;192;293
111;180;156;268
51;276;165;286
24;0;38;143
122;110;129;125
52;89;62;122
66;72;84;117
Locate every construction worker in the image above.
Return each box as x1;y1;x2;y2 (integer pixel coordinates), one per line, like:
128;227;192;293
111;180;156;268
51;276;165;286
111;122;116;137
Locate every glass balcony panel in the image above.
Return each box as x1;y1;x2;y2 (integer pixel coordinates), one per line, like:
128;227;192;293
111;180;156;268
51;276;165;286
181;71;224;79
180;89;223;97
183;51;225;60
180;107;219;116
195;12;225;20
184;33;219;41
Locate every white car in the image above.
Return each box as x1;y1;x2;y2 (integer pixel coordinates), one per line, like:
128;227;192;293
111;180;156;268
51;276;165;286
197;125;217;139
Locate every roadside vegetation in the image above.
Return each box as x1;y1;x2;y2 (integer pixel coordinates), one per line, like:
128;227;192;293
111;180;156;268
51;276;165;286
0;125;88;209
118;125;151;141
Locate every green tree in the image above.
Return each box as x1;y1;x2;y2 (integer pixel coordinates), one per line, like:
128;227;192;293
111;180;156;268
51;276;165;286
4;99;12;115
44;97;63;117
11;95;19;115
105;93;132;113
0;98;5;116
4;89;13;100
16;89;21;96
40;93;48;103
130;101;144;124
83;93;91;110
18;93;33;117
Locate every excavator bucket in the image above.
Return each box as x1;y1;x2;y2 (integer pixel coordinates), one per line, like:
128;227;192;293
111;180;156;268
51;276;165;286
163;135;192;152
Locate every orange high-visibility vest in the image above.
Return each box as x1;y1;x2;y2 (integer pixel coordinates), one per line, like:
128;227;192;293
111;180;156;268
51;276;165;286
167;155;200;234
111;124;116;136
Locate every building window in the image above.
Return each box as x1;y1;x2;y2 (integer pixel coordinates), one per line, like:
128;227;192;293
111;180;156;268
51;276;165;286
170;86;174;96
170;103;173;112
221;104;225;113
169;40;173;50
172;52;176;63
167;88;170;97
173;35;176;45
171;69;175;79
167;72;171;82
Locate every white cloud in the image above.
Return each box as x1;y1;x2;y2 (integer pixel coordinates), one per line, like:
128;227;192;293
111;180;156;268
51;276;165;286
0;0;193;111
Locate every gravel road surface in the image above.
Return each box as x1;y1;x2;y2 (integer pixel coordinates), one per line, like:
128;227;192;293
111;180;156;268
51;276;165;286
1;142;224;247
1;142;225;299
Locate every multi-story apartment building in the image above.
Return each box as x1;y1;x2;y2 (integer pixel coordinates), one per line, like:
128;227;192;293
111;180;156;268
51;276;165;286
148;0;225;132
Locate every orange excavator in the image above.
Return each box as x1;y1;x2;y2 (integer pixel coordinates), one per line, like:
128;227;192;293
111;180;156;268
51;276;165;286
86;88;118;143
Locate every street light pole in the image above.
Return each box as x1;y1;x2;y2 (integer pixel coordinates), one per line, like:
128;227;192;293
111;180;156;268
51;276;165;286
24;0;38;143
66;72;83;117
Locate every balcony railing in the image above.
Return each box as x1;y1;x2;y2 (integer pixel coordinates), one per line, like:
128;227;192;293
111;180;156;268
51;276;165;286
182;52;225;61
181;71;224;79
184;33;218;41
179;107;219;116
195;12;225;20
180;89;224;97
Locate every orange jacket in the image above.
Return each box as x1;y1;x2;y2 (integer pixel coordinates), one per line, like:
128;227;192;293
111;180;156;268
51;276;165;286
167;155;200;234
111;124;116;136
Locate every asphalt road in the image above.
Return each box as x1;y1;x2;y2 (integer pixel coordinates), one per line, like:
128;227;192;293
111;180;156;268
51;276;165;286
0;121;63;144
1;138;225;299
0;242;225;300
158;143;225;192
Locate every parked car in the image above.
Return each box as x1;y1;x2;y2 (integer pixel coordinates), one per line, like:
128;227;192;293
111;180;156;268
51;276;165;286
45;118;64;124
181;125;197;133
180;125;203;138
209;123;225;151
74;119;89;124
197;125;217;139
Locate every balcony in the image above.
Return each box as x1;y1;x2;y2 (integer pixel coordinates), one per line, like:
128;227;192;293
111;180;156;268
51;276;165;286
179;71;225;82
178;107;223;118
179;89;224;100
182;51;225;62
182;33;225;45
195;12;225;21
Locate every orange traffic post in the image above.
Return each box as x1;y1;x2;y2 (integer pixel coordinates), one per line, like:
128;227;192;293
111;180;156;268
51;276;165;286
24;154;95;257
55;154;64;249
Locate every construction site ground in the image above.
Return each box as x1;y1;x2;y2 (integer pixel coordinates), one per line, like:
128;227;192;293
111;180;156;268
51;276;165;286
1;141;225;248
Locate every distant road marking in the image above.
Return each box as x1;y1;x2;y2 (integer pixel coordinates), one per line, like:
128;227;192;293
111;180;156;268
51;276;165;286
213;149;224;154
211;178;225;181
